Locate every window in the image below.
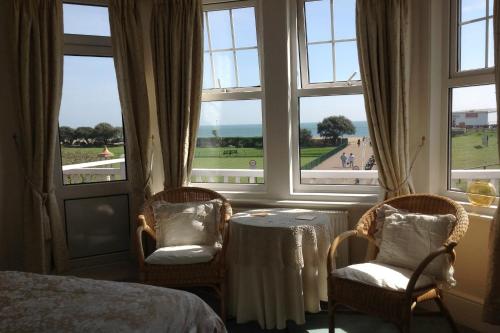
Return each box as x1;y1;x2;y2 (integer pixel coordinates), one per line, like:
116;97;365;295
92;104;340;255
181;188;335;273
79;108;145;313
300;0;359;85
447;1;498;195
59;2;127;185
457;0;494;71
296;0;376;187
193;1;264;185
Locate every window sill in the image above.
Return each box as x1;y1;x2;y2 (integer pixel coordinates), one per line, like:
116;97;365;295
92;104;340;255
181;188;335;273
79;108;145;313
217;190;380;210
444;190;497;219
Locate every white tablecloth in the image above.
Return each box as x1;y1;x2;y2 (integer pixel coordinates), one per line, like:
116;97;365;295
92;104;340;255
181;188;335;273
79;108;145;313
227;208;348;329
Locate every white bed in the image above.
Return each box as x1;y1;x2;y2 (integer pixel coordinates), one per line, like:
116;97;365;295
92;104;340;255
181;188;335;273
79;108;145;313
0;271;226;333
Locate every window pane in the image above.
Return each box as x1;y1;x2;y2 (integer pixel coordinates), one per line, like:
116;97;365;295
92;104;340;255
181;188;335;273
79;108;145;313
59;56;126;185
63;4;110;36
207;10;233;50
489;0;494;16
461;0;486;22
450;85;498;193
308;43;333;83
236;49;260;87
204;14;210;50
334;0;356;40
213;51;237;88
232;7;257;48
305;0;332;43
299;95;375;185
335;41;360;81
488;18;495;67
460;21;486;71
193;100;264;184
203;52;214;89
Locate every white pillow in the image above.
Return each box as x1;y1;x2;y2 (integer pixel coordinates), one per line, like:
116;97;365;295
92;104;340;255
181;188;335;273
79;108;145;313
375;207;456;287
152;199;223;248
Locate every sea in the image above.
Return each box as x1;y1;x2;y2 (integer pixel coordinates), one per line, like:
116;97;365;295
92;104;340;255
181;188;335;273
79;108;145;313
198;121;369;138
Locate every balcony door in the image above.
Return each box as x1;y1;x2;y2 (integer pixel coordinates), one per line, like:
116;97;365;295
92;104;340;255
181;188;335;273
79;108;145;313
54;1;132;269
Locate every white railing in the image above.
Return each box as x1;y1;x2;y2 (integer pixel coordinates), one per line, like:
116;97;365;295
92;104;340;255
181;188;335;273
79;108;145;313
62;158;126;183
61;161;500;188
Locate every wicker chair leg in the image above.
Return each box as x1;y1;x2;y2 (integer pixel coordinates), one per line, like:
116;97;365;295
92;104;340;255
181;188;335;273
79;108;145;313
328;299;336;333
434;296;459;333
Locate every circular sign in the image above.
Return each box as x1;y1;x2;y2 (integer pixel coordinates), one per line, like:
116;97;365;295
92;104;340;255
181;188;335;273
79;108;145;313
249;159;257;169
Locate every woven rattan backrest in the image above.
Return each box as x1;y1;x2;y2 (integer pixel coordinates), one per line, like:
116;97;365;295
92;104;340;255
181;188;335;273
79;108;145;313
140;187;229;234
356;194;469;246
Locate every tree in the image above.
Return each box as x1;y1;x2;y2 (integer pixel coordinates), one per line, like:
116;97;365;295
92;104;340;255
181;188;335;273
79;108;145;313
317;115;355;144
93;122;119;144
59;126;75;145
211;129;221;147
299;128;313;147
75;126;94;143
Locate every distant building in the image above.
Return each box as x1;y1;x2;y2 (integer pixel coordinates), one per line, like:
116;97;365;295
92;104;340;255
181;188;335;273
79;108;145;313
452;108;495;128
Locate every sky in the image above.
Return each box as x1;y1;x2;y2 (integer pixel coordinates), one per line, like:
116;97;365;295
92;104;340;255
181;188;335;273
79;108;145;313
59;0;497;129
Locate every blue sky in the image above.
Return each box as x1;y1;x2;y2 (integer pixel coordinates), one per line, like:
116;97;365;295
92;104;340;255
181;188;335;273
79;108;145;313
60;0;496;129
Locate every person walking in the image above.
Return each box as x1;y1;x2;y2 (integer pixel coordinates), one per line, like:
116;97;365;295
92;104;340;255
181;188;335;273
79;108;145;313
348;153;355;168
340;152;347;168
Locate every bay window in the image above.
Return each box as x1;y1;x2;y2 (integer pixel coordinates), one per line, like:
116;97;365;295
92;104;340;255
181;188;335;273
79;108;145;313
447;0;498;196
194;0;265;186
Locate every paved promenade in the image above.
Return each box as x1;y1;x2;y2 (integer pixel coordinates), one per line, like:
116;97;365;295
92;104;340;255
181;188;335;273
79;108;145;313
314;137;376;170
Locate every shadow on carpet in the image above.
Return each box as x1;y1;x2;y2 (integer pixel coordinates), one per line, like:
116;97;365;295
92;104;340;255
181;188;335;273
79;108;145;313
226;311;478;333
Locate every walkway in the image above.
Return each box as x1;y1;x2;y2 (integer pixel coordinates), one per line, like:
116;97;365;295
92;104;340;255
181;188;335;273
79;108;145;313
314;137;376;170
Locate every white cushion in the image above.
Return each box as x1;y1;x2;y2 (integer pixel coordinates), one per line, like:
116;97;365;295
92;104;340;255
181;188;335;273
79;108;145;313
332;262;435;291
145;245;219;265
374;205;456;287
152;200;222;248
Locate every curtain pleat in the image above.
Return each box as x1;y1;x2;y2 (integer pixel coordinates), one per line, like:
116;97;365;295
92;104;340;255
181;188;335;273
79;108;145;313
13;0;68;273
109;0;153;201
356;0;413;199
150;0;203;189
483;0;500;325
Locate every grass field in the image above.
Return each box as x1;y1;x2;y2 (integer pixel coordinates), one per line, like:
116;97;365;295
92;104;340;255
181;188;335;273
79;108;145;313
193;146;335;169
451;130;498;169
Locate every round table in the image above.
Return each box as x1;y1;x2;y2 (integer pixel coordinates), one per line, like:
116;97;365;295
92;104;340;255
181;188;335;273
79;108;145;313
227;208;348;329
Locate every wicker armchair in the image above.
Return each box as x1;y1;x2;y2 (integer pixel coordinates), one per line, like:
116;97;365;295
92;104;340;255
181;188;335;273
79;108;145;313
327;194;469;333
136;187;232;320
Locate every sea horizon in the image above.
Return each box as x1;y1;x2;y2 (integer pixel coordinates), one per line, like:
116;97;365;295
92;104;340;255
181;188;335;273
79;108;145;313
198;121;369;138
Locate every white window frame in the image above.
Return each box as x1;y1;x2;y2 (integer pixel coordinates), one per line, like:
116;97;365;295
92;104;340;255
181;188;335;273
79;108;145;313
56;0;128;193
57;0;132;267
196;0;267;192
296;0;361;89
203;0;261;92
292;0;379;195
437;0;498;210
450;0;495;77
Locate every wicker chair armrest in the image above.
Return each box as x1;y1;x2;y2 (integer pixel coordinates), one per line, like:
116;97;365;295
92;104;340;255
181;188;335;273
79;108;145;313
136;225;146;268
405;244;456;299
136;215;156;268
327;230;357;273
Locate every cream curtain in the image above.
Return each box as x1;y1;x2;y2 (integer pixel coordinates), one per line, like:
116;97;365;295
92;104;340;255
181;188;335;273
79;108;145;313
150;0;203;189
109;0;153;201
13;0;68;273
356;0;413;199
483;0;500;325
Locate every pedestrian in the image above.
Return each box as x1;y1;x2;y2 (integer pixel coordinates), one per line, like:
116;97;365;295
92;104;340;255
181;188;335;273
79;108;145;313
348;153;355;168
357;139;361;147
340;152;347;168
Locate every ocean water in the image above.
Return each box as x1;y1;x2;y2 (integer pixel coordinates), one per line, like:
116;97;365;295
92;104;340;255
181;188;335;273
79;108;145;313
198;121;369;138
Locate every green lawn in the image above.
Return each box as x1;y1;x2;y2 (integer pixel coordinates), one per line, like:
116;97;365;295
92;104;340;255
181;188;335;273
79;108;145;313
193;146;335;169
451;130;498;169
